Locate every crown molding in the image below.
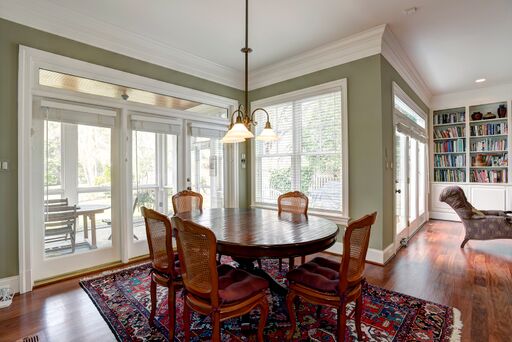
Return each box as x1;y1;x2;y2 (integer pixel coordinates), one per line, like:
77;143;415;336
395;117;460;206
0;0;243;89
381;26;432;107
249;25;386;90
1;1;432;104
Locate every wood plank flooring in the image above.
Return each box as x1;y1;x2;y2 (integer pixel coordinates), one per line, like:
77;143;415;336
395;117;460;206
1;219;511;341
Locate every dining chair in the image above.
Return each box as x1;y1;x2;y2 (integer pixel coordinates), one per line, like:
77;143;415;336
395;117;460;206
285;212;377;341
141;207;182;341
276;191;309;271
172;190;203;214
44;204;77;253
172;216;269;342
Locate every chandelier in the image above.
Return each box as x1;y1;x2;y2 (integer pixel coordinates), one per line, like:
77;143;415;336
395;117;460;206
221;0;279;143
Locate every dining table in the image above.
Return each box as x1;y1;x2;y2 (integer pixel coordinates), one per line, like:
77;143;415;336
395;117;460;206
175;207;339;295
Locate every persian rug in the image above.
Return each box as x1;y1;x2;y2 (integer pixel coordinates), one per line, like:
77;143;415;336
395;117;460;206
80;259;462;341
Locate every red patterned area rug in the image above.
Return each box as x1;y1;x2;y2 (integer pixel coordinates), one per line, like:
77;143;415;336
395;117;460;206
80;259;462;341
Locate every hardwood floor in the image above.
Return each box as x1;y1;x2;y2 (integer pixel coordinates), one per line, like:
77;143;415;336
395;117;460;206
1;219;511;341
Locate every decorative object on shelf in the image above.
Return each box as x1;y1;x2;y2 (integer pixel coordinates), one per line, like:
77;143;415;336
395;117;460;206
471;111;483;121
483;112;497;120
221;0;278;143
474;154;486;166
498;104;507;118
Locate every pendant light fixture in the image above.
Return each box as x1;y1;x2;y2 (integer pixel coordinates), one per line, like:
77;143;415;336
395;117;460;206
221;0;279;143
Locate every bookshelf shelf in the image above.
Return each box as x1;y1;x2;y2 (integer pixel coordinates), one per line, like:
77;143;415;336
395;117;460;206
432;107;467;182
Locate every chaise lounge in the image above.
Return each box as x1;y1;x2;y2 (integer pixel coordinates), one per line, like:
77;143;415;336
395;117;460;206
440;186;512;248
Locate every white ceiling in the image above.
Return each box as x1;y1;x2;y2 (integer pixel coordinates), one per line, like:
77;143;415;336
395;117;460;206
4;0;512;96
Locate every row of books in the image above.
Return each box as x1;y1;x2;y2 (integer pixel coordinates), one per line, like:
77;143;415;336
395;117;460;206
470;169;508;183
470;139;507;152
434;169;465;182
434;155;466;167
433;111;465;125
434;139;465;153
434;126;465;139
470;123;508;136
471;154;508;167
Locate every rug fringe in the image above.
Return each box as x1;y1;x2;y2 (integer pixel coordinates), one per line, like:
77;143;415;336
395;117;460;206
450;307;463;342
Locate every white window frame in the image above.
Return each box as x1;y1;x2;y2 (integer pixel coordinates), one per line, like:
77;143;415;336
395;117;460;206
392;82;429;252
18;46;239;293
250;79;349;224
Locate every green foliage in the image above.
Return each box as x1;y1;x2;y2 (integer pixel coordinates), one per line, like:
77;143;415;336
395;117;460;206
269;168;291;194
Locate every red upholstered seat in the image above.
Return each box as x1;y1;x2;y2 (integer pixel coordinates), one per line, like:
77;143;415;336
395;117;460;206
218;264;269;303
286;257;341;293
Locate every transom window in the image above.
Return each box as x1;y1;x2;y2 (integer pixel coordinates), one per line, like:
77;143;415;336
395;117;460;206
253;81;347;215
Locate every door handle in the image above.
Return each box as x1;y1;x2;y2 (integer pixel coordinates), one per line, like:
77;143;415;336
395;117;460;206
395;189;401;194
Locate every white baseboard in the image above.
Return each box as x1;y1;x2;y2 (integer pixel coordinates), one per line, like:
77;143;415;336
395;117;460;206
0;275;20;294
429;211;460;222
325;242;395;265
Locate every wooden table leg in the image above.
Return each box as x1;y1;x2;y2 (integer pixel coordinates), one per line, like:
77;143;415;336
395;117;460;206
83;215;88;239
234;257;287;296
90;214;97;249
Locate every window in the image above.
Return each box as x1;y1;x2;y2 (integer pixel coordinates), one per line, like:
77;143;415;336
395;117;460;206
253;81;347;215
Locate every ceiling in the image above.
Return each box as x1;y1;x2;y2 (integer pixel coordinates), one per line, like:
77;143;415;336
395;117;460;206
5;0;512;96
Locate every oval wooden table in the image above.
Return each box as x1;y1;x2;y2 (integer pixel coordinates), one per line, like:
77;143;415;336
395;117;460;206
175;208;339;295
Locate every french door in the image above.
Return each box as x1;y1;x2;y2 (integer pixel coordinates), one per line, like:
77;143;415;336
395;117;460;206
31;102;232;280
128;114;228;259
31;99;121;281
394;127;427;250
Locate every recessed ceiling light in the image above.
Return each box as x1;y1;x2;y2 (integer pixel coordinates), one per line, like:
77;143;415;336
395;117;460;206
403;7;417;15
475;78;486;83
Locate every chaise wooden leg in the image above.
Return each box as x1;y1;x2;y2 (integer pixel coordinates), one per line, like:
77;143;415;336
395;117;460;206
279;258;283;271
286;291;298;340
183;299;191;342
460;238;469;248
149;277;157;327
257;259;262;269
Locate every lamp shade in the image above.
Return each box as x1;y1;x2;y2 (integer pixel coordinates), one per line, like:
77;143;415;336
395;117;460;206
221;129;246;143
256;127;279;141
227;122;253;139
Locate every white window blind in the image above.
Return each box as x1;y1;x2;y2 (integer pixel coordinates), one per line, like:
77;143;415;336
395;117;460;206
41;100;116;128
130;115;182;135
254;88;344;213
189;122;227;139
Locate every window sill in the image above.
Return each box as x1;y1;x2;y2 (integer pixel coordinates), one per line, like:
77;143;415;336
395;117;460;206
250;203;349;226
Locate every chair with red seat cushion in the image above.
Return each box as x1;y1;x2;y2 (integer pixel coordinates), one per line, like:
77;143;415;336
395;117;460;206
172;216;269;342
286;212;377;341
141;207;182;341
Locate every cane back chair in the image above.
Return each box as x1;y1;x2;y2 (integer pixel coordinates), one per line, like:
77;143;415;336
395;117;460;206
172;216;269;342
286;212;377;341
141;207;182;340
172;190;203;214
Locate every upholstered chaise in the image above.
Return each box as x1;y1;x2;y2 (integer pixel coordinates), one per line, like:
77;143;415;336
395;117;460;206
439;186;512;248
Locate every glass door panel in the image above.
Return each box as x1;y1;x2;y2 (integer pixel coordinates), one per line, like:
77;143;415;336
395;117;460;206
190;136;225;208
32;99;120;281
395;130;408;237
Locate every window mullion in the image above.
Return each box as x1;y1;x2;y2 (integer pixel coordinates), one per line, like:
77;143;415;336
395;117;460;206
292;100;302;191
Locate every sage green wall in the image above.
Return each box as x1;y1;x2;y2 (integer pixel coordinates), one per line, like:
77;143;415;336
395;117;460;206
248;55;430;252
379;55;429;248
249;55;386;249
0;18;244;279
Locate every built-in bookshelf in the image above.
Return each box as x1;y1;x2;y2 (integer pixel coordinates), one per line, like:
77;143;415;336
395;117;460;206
432;107;466;182
469;101;508;183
